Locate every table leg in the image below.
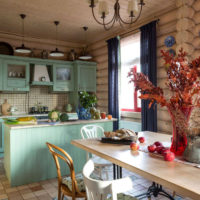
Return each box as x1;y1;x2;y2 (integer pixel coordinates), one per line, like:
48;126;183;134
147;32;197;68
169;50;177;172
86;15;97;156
135;182;175;200
113;164;116;180
113;164;122;179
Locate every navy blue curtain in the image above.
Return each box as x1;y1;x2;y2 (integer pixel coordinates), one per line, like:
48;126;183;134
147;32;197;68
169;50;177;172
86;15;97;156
107;37;119;131
140;21;157;132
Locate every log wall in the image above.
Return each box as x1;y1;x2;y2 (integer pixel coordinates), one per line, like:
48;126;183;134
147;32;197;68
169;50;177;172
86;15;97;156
89;0;198;134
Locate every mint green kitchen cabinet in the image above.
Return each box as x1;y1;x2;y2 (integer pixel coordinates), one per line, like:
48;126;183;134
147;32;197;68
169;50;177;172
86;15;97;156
0;59;3;91
52;63;74;92
3;60;30;92
74;61;96;92
0;119;4;157
4;120;114;186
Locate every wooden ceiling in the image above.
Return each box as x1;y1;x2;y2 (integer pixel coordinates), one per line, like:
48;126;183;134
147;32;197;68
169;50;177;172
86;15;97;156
0;0;175;44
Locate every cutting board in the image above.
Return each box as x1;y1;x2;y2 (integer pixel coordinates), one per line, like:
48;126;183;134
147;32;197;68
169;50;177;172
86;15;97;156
2;99;11;116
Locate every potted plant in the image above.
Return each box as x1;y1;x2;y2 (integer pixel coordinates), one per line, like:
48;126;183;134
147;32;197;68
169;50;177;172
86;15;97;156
128;49;200;159
77;91;97;120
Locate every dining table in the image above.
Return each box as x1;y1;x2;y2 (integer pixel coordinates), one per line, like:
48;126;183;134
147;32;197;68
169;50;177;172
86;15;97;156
71;131;200;200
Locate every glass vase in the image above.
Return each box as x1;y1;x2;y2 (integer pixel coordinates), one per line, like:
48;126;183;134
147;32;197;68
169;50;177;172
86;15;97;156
169;107;192;156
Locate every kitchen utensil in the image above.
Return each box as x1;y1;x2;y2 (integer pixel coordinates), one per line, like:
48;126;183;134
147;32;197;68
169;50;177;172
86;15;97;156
0;42;14;55
2;99;11;116
66;104;72;112
101;112;106;119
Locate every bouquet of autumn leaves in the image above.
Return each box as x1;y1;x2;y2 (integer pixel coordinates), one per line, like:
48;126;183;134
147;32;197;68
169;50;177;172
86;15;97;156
128;49;200;136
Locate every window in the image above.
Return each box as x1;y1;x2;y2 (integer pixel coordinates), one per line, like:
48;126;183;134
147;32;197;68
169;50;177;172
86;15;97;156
120;32;141;112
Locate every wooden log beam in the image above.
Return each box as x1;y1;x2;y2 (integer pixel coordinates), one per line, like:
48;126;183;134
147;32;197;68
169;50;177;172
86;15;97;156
192;0;200;11
157;20;177;37
176;0;194;7
177;5;195;19
176;18;195;32
176;31;194;44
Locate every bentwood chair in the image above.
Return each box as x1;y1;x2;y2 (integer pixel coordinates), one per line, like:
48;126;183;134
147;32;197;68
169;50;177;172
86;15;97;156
83;159;137;200
81;125;113;179
46;142;86;200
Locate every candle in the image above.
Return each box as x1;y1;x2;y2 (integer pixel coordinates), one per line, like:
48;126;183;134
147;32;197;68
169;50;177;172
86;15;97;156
127;0;138;14
99;1;109;15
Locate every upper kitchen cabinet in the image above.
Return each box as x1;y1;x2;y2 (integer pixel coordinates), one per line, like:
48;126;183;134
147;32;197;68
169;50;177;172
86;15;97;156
52;63;74;92
0;59;3;90
73;61;96;92
3;60;30;92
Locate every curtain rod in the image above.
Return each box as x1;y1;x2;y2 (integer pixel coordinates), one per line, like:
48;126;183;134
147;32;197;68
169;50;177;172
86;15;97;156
119;18;160;38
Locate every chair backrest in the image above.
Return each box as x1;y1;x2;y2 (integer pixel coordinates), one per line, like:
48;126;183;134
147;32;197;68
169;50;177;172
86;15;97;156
83;159;133;200
46;142;80;194
81;125;105;139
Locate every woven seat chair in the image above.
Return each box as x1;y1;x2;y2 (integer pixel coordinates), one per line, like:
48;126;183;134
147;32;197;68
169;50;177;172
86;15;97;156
46;142;86;200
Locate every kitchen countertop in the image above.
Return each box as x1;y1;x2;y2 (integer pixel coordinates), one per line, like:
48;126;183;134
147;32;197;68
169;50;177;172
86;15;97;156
0;113;48;119
5;118;117;129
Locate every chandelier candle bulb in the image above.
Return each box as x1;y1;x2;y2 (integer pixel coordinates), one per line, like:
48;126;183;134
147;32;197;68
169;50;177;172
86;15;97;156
128;0;138;14
99;1;109;15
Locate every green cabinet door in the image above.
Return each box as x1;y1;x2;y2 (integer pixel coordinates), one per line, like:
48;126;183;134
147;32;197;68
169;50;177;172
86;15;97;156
3;60;30;92
52;63;74;92
0;59;3;90
0;119;4;153
74;61;96;92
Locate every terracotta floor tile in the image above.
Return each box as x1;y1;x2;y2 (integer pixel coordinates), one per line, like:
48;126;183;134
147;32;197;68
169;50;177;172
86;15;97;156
5;187;18;193
33;190;47;197
21;192;36;200
42;183;54;189
17;185;29;191
9;195;23;200
19;188;33;195
48;191;57;198
46;187;57;193
37;194;52;200
7;191;21;198
28;183;40;188
0;194;8;200
0;189;5;194
30;185;43;192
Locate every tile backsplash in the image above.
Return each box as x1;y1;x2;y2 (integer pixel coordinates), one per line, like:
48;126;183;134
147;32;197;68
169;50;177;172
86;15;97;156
0;86;68;114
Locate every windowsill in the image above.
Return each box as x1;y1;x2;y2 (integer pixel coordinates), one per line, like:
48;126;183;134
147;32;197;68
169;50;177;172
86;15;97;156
121;111;141;119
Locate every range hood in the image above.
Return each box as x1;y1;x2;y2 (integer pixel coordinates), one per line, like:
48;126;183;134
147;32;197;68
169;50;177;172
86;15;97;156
31;65;53;86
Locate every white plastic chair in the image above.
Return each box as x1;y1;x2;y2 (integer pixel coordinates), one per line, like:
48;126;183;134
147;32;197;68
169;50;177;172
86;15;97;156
83;159;137;200
81;125;113;179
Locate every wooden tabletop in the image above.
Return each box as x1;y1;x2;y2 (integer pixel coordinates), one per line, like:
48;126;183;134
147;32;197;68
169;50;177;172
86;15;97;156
71;131;200;200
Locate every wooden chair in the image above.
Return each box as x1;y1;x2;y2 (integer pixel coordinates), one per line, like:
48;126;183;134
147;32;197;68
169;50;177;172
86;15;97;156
81;125;113;179
46;142;86;200
83;159;137;200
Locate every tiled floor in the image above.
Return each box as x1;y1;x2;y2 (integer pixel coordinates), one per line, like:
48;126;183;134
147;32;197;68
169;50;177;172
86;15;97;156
0;158;191;200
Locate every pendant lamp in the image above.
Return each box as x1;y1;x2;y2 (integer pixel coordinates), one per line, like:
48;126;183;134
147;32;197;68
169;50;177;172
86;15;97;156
79;27;92;60
50;21;64;57
15;14;31;54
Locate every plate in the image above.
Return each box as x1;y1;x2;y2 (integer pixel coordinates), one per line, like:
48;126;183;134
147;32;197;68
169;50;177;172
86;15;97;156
164;36;175;47
101;137;133;145
0;42;14;55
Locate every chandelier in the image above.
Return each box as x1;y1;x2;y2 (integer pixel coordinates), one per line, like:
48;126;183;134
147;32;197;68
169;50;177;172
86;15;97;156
87;0;145;30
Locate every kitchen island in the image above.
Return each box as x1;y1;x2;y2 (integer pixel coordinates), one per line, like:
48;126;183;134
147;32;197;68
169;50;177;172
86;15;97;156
4;119;116;186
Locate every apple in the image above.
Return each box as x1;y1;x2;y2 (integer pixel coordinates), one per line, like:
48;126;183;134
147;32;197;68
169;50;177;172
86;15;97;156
138;137;145;143
148;144;156;153
156;146;165;154
154;141;163;147
162;148;170;156
130;142;139;151
164;152;175;161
